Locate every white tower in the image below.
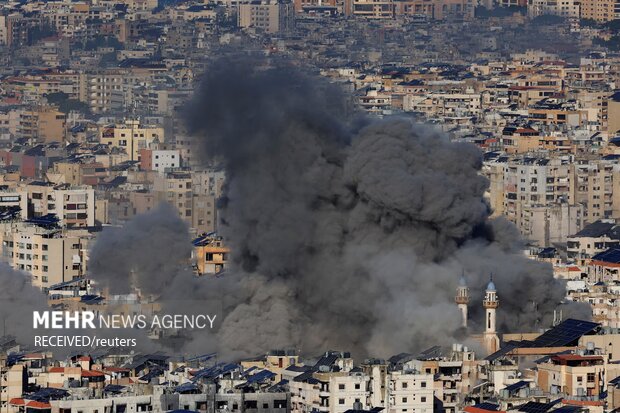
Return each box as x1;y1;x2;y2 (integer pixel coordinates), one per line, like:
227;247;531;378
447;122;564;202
455;271;469;328
483;275;500;354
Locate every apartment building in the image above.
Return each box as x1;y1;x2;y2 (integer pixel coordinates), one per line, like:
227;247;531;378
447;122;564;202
537;353;606;397
580;0;620;21
86;70;127;114
154;169;192;220
0;187;28;219
100;120;164;162
527;0;580;18
566;220;620;265
404;92;481;118
139;149;181;173
570;160;620;224
0;364;26;413
486;155;620;245
192;170;226;199
570;283;620;327
287;351;434;413
18;106;66;143
345;0;394;18
346;0;473;18
192;233;229;275
0;222;89;288
238;1;294;33
607;92;620;135
26;183;96;228
387;370;434;413
501;127;541;154
519;203;583;247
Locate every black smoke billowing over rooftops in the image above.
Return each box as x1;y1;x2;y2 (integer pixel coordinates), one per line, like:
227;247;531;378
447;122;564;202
178;56;591;358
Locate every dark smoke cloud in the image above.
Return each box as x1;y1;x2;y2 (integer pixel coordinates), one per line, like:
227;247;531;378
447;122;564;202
0;263;48;344
89;203;193;296
85;57;588;360
180;58;589;358
88;204;222;354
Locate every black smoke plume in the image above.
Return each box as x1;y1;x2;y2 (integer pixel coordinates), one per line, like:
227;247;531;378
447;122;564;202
87;58;588;359
182;58;588;358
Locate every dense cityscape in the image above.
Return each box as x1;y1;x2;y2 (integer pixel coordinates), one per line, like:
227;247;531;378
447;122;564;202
2;0;620;413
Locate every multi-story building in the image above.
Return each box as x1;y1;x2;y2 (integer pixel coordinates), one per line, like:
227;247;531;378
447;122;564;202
192;233;229;275
26;183;96;228
0;222;90;288
580;0;620;21
527;0;580;18
570;160;620;224
536;353;606;397
238;1;295;33
17;106;66;143
345;0;395;18
100;120;164;162
386;370;434;413
153;169;193;221
288;351;434;413
485;155;620;245
567;220;620;265
139;149;181;173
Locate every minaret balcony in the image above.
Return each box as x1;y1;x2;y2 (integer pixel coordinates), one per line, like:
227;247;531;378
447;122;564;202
455;296;469;304
483;300;499;308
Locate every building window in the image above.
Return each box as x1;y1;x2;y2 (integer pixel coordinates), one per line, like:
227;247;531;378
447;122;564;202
339;384;345;390
339;399;345;405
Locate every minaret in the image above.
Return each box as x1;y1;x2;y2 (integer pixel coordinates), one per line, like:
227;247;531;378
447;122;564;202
483;275;500;354
455;271;469;328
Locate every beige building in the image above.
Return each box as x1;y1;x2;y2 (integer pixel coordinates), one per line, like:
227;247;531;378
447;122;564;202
1;363;26;413
286;351;434;413
537;353;606;397
527;0;580;18
580;0;619;21
608;92;620;135
346;0;394;18
238;1;294;33
154;170;193;222
100;120;164;162
18;106;66;143
154;171;217;234
485;156;620;245
192;233;228;275
0;222;90;288
26;183;96;228
566;220;620;265
520;203;584;247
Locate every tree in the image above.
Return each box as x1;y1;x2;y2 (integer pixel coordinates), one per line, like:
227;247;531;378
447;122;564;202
45;92;91;116
475;5;525;18
28;24;57;45
530;14;566;26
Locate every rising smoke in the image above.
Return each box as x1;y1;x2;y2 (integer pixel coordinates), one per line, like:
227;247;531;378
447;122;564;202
85;57;589;360
182;58;589;358
0;263;49;344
